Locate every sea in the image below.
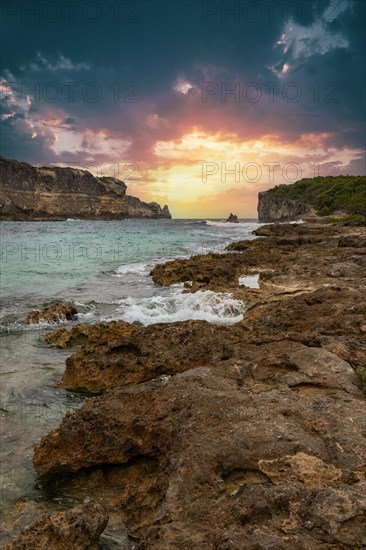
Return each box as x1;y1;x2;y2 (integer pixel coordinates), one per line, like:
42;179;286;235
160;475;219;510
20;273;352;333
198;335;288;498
0;218;261;513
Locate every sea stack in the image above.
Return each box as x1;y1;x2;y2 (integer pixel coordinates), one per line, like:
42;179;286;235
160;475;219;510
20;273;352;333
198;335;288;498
226;213;239;223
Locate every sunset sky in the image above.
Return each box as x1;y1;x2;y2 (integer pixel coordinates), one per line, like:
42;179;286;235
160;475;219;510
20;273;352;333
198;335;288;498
1;0;365;217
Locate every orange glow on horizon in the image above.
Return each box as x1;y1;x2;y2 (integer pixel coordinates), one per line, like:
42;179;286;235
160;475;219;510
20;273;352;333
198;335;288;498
80;129;363;218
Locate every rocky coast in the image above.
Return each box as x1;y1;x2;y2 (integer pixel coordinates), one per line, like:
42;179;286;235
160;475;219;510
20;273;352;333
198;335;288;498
2;220;366;549
0;157;171;221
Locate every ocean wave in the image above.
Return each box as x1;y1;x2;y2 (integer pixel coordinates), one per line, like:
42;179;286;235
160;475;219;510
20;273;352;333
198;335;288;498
181;220;207;225
109;261;152;277
0;317;70;334
205;220;259;228
109;288;244;326
76;311;97;323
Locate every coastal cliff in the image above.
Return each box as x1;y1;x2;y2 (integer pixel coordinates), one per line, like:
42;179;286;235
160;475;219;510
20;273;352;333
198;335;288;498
258;176;366;222
258;190;311;222
0;156;171;221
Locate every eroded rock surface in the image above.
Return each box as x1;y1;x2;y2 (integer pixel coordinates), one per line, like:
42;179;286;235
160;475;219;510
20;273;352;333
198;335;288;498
26;303;78;324
33;352;365;548
257;190;312;222
23;222;366;548
3;502;108;550
45;320;138;348
0;156;171;220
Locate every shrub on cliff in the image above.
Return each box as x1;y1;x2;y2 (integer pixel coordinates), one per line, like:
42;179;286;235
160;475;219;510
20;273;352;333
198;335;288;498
271;176;366;217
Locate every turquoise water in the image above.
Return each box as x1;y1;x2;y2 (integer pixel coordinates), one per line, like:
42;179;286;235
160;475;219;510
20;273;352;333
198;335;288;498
0;219;261;325
0;218;260;512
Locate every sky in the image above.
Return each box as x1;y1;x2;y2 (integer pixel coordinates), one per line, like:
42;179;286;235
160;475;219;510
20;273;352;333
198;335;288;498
1;0;365;218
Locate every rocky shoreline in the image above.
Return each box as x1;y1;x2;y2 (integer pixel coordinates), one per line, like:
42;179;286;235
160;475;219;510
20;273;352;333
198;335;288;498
2;221;366;549
0;157;171;221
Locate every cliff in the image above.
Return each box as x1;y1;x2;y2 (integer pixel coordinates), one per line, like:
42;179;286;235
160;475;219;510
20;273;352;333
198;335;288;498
258;176;366;222
258;190;312;222
0;156;171;221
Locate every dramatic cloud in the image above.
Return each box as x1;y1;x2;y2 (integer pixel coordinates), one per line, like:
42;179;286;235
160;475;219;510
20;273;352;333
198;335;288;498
1;0;364;217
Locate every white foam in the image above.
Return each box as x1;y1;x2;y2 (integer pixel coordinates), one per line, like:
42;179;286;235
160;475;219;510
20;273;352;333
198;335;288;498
238;274;260;289
76;311;97;322
0;317;70;334
110;289;244;326
111;261;154;277
205;220;259;228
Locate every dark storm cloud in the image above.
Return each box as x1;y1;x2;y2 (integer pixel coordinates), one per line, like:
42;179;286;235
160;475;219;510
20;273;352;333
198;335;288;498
0;0;365;171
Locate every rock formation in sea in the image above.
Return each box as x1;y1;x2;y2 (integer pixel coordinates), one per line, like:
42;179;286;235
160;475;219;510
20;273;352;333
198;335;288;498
225;213;239;223
0;156;172;221
26;303;78;324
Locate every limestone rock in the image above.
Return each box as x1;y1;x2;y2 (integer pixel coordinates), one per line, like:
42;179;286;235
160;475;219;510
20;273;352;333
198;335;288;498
33;360;365;547
338;233;366;248
3;502;108;550
27;221;366;548
258;190;312;222
26;303;78;324
0;156;171;220
45;321;138;348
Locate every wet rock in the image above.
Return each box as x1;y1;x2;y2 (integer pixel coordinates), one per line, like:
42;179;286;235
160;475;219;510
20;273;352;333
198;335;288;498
45;321;138;349
0;501;49;548
3;502;108;550
26;303;78;324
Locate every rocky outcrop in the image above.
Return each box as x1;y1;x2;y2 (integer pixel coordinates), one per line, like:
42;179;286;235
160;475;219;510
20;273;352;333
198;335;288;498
45;320;138;348
225;213;239;223
258;189;312;222
3;502;108;550
33;346;366;548
0;156;171;220
26;221;366;548
26;303;78;324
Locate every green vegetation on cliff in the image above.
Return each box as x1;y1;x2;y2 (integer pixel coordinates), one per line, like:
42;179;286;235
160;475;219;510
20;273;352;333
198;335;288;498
271;176;366;217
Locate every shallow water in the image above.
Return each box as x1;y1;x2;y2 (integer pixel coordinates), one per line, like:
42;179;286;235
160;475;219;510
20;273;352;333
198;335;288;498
0;218;260;511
